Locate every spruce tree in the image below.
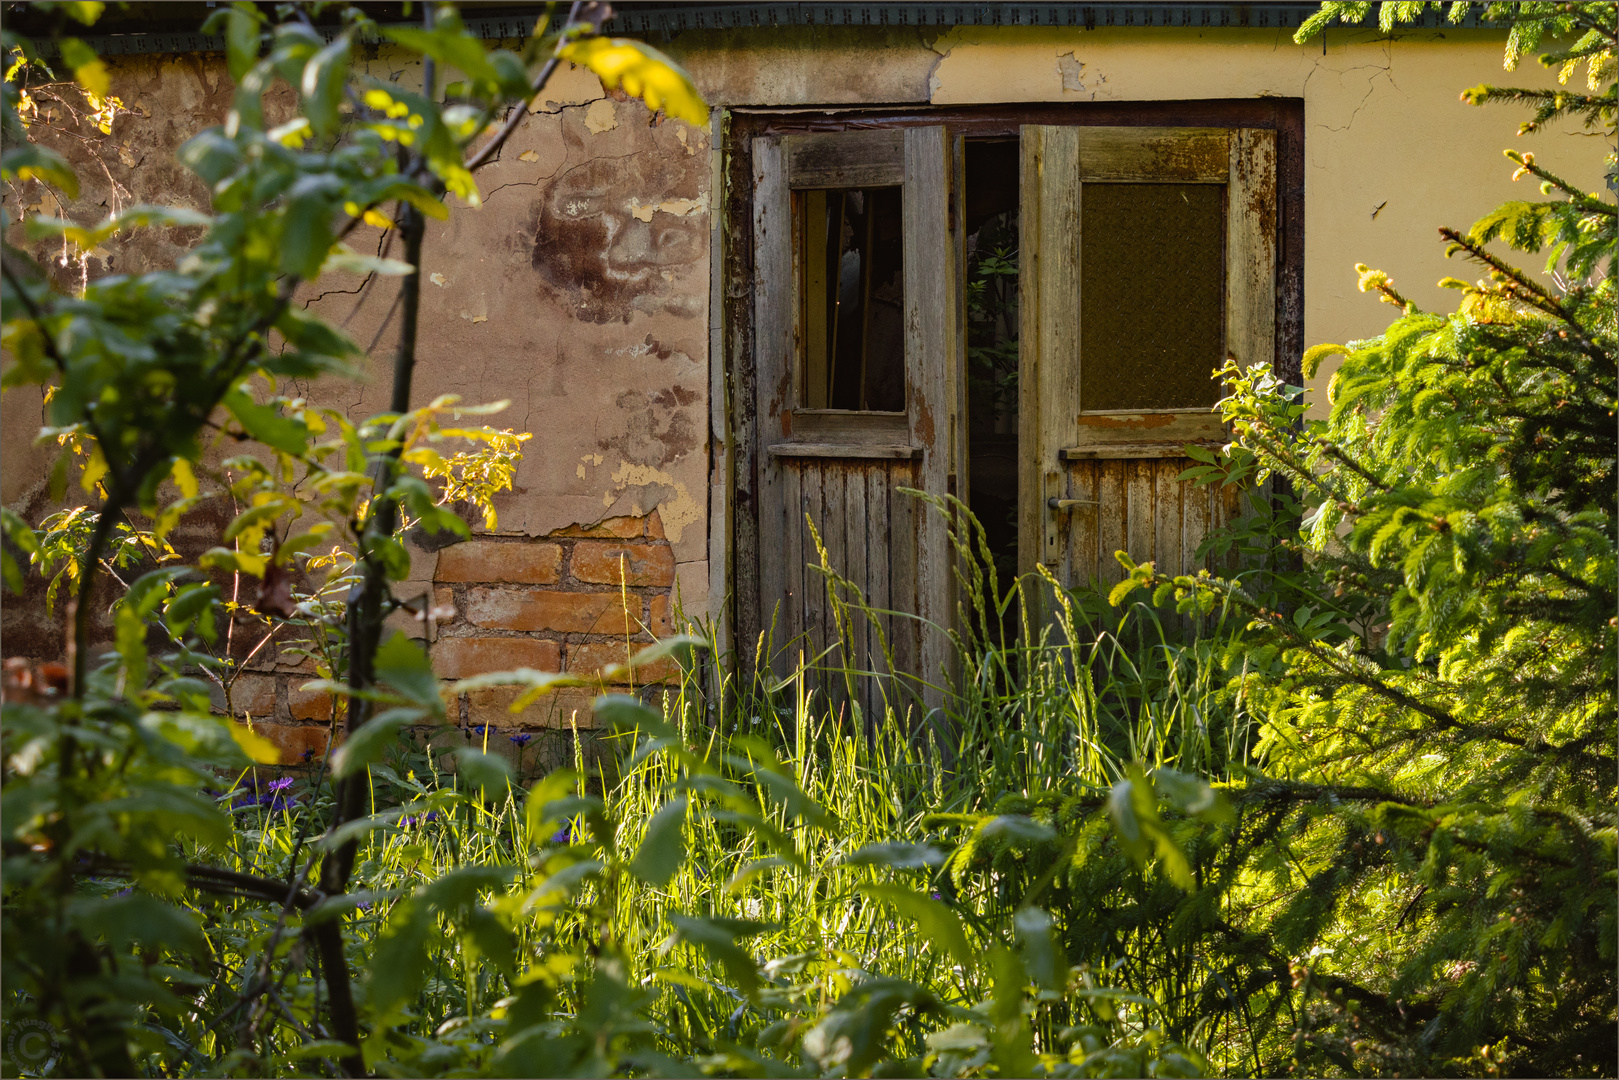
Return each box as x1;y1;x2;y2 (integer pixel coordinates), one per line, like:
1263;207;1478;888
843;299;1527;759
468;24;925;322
1087;3;1616;1074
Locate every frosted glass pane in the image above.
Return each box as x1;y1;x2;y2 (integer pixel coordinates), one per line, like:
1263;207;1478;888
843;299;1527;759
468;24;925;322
1080;183;1225;412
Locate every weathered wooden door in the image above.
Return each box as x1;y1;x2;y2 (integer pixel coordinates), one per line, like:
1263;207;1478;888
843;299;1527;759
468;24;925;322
750;126;959;716
1019;125;1276;591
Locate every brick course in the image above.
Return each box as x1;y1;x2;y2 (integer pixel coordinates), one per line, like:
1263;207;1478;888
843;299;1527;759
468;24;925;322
435;540;562;584
571;540;676;587
433;636;562;678
464;587;642;635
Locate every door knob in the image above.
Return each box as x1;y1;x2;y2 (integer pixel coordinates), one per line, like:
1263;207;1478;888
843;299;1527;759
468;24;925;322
1047;497;1096;510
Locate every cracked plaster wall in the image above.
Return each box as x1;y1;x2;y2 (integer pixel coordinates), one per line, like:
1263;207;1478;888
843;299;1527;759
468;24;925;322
2;47;717;643
305;50;711;577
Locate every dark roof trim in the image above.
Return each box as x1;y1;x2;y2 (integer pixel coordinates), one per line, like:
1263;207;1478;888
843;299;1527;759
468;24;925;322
23;3;1507;59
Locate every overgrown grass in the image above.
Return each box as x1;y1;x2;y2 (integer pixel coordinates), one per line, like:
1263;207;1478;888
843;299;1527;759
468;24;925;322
156;502;1254;1076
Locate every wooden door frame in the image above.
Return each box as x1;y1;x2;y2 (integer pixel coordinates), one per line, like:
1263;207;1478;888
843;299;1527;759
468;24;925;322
721;100;1304;678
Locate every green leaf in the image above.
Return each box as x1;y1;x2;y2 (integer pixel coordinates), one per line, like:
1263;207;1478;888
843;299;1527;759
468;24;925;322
301;36;351;137
366;897;431;1019
329;706;424;779
421;864;516;914
321;247;417;278
980;814;1057;846
279;173;342;280
1108;765;1194;890
523;768;580;838
59;37;110;98
453;747;513;799
69;893;207;960
838;842;947;869
224;387;309;456
373;631;442;715
629;796;687;887
2;144;80;198
859;883;973;971
319;808;409;851
593;693;677;739
596;633;705;683
210;4;263;81
669;913;762;996
1012;906;1063;991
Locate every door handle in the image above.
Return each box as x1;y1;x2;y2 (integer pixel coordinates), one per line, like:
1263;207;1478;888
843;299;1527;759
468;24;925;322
1047;497;1096;510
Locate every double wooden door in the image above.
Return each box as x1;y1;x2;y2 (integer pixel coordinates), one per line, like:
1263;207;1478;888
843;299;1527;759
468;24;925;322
741;120;1277;706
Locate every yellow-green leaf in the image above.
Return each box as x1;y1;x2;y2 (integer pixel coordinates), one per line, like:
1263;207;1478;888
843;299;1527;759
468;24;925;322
227;718;281;764
558;37;708;126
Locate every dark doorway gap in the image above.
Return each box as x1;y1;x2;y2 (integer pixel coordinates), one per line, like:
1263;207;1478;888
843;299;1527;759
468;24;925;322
963;139;1021;616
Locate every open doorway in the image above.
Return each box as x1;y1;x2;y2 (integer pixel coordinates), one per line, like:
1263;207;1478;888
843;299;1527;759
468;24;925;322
963;139;1021;608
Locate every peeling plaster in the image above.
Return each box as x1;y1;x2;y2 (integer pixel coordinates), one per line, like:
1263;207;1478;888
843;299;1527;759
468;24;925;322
1057;51;1108;97
604;460;701;543
629;193;709;223
584;98;618;133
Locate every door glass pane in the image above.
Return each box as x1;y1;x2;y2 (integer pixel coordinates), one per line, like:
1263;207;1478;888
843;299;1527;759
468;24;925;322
799;186;905;412
1079;183;1225;412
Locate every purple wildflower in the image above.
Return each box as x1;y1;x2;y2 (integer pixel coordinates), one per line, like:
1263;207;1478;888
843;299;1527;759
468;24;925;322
356;899;372;912
551;823;572;844
116;886;133;897
472;724;488;737
510;733;532;746
267;776;295;794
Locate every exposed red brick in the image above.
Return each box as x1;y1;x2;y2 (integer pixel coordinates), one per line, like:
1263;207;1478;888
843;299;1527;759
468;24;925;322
465;587;642;635
567;641;680;684
226;673;278;720
550;516;642;539
250;721;334;766
465;685;601;730
465;687;527;728
645;510;666;539
433;585;457;624
571;541;676;588
432;636;561;679
649;593;675;638
288;683;332;721
435;540;563;584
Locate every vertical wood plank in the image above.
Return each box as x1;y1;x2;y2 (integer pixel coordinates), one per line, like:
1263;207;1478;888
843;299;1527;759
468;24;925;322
889;465;918;712
780;461;803;664
905;126;956;712
1227;128;1278;375
1066;460;1100;591
845;464;869;682
1125;459;1155;572
753;136;792;674
867;466;892;686
1183;471;1211;574
1096;462;1127;588
821;461;847;679
1156;459;1186;576
801;462;826;678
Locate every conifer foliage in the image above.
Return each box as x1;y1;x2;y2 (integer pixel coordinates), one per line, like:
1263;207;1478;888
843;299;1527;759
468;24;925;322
1104;2;1616;1073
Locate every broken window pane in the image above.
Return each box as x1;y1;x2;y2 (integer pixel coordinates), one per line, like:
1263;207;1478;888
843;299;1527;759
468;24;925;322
1079;183;1225;412
799;187;905;412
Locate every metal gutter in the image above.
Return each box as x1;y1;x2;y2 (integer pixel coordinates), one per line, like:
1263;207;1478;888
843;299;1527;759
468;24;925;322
23;2;1507;58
